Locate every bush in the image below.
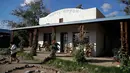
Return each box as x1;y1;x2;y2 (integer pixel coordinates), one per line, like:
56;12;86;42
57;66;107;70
120;58;130;73
118;49;130;73
0;48;10;55
45;58;122;73
46;58;85;71
17;51;34;60
113;47;130;73
72;44;86;63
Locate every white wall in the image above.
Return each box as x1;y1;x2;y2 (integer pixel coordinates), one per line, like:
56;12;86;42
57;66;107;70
39;7;98;25
38;24;98;56
38;7;105;56
38;24;106;56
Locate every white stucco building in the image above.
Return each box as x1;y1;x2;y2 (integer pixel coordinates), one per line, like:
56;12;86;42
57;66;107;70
12;7;130;57
38;7;105;56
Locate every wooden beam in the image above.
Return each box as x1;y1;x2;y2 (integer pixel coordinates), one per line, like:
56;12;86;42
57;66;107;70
10;31;14;43
51;27;56;40
28;30;33;47
120;21;128;53
125;22;128;53
120;22;124;48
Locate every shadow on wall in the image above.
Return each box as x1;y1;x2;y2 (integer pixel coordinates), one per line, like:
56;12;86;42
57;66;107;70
0;34;10;48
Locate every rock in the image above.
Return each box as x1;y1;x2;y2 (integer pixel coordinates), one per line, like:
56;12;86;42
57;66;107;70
5;72;9;73
15;67;19;69
40;66;43;68
40;71;46;73
2;61;7;64
56;71;60;73
0;58;6;61
35;69;40;73
30;65;34;68
25;64;29;68
8;70;13;72
20;66;25;69
24;70;31;73
13;68;16;71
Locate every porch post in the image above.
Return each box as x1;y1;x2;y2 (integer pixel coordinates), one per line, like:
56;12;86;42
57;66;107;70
30;28;38;56
10;31;14;43
28;29;33;47
120;21;128;53
51;27;56;40
120;22;123;48
124;22;128;53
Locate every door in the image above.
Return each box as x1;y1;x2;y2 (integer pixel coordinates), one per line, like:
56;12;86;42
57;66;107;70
60;32;68;52
43;33;52;45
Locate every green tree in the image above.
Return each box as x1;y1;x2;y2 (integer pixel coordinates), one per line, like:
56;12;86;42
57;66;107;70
118;1;130;72
4;0;49;56
119;0;130;15
76;4;83;9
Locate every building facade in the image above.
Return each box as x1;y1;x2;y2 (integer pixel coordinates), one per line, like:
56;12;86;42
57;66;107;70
11;7;130;57
38;7;105;56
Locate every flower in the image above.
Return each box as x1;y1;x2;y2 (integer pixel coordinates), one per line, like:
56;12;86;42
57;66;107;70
94;68;98;71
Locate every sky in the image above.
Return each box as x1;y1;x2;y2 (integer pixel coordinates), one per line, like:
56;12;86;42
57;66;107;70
0;0;126;29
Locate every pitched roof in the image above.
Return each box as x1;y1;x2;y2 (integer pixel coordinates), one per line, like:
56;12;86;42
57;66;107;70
11;15;130;31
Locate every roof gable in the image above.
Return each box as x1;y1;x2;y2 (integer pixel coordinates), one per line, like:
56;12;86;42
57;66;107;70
39;7;105;25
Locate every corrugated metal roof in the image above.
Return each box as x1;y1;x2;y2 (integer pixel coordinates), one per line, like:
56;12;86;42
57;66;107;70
11;15;130;31
0;29;11;33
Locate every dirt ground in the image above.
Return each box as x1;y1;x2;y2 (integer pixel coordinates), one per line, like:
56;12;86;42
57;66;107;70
0;59;61;73
35;52;119;67
0;51;119;73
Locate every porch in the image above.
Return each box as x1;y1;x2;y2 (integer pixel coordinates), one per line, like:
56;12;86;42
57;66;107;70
11;16;130;57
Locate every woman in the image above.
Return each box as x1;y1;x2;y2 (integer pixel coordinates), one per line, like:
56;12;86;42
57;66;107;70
10;42;20;63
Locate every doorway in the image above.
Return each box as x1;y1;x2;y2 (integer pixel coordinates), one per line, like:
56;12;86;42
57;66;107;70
43;33;52;45
60;32;68;52
101;22;120;57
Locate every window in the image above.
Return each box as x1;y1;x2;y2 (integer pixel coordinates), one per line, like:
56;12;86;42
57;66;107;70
59;18;63;23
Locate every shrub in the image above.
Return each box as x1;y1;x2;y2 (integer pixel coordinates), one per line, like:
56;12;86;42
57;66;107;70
45;58;122;73
119;50;130;73
72;44;86;63
17;51;34;60
0;48;10;55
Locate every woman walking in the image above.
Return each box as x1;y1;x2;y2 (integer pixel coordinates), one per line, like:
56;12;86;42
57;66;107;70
10;42;20;63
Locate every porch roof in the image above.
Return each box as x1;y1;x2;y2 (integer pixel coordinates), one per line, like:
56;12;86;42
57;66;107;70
11;15;130;31
0;29;11;33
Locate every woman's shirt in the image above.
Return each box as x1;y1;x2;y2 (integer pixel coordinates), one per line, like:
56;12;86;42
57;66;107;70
10;44;17;54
